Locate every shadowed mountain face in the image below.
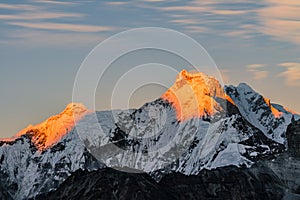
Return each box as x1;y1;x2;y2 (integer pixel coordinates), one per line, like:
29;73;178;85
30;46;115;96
286;119;300;157
263;119;300;198
35;164;285;200
0;70;299;200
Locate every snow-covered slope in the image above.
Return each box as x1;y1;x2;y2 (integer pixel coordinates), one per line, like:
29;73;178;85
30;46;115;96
77;71;289;176
0;70;297;199
1;103;90;151
0;104;101;199
0;126;103;199
79;100;284;177
225;83;293;144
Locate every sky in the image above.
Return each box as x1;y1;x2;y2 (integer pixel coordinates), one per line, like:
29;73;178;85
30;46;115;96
1;0;300;138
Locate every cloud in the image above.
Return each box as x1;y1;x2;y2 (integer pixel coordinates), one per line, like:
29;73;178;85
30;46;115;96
247;64;268;80
150;0;300;43
256;0;300;45
158;3;251;15
279;62;300;86
0;2;116;47
0;2;83;20
31;0;78;5
0;12;83;20
184;26;209;33
0;3;37;10
247;64;265;69
149;1;254;35
2;29;106;47
7;22;115;33
224;30;250;39
158;5;211;12
210;9;249;15
223;24;258;39
170;19;199;25
104;1;129;6
142;0;166;2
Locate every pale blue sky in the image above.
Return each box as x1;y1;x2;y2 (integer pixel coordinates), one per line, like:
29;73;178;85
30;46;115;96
1;0;300;138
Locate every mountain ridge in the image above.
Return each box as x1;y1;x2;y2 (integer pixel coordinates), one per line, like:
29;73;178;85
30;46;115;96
0;69;299;199
1;70;298;149
1;103;90;151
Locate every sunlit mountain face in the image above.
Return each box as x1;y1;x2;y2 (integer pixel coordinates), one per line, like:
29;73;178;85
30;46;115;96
162;70;228;121
162;70;283;121
1;103;90;151
0;70;300;200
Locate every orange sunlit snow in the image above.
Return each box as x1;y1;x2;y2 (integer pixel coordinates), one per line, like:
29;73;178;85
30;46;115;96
162;70;226;121
12;103;90;151
263;97;283;118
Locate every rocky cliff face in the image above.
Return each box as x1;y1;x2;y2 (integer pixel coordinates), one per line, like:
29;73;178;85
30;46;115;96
286;119;300;157
35;164;285;200
263;119;300;197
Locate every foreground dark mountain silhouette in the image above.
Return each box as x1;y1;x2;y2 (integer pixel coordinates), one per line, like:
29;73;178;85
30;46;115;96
0;70;300;200
35;165;284;200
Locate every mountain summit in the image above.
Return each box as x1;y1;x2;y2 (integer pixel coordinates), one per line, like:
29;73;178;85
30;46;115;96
3;103;90;151
162;70;226;120
0;70;299;199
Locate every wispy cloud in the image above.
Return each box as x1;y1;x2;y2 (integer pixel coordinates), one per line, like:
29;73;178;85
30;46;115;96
158;5;212;12
257;0;300;45
149;1;255;36
0;12;83;20
247;64;268;80
143;0;166;2
31;0;78;5
2;29;105;47
169;19;199;25
7;22;114;33
158;3;251;15
184;26;209;33
247;64;265;69
210;9;250;15
279;62;300;86
104;1;129;6
0;2;117;47
0;3;37;10
224;24;258;39
224;30;252;39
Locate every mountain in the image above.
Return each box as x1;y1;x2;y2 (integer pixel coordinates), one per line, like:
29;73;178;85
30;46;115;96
0;104;101;199
35;164;285;200
14;103;89;150
0;70;299;200
161;69;231;120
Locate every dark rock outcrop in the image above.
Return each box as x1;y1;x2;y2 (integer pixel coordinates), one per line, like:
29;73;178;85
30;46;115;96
264;119;300;197
287;119;300;157
35;164;285;200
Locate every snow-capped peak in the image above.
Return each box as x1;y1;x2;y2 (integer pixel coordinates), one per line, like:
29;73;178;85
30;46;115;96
3;103;90;151
161;70;233;121
225;83;293;144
